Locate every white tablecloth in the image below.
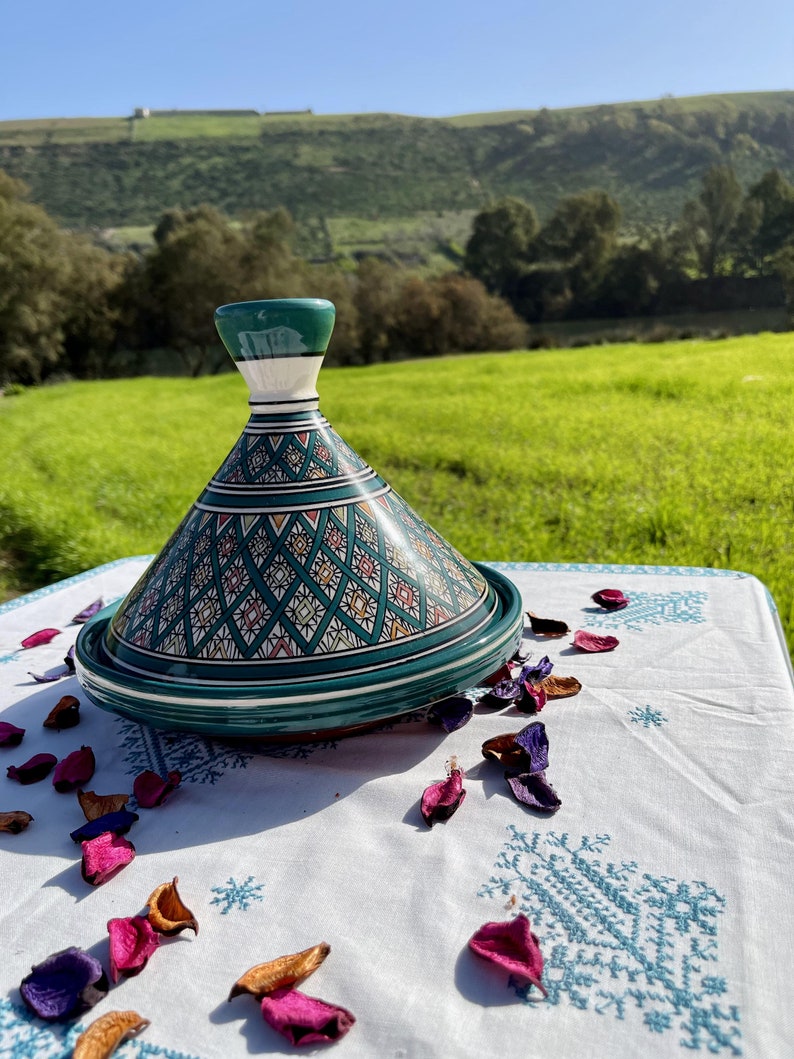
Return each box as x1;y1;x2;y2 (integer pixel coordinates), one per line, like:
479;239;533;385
1;558;792;1058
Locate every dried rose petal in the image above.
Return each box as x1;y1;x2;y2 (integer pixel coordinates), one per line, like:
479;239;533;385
53;746;96;792
28;666;71;683
78;789;130;821
70;810;139;843
0;722;25;747
260;987;355;1045
481;732;526;768
592;588;629;610
64;645;76;672
7;752;58;784
482;662;514;686
513;722;549;774
43;695;81;730
147;877;199;936
133;769;181;807
107;916;160;982
520;656;553;683
73;1009;150;1059
72;598;104;624
229;943;330;1000
478;678;521;708
538;675;582;699
21;628;61;649
81;832;136;886
573;630;620;652
468;914;547;996
426;696;473;732
527;612;570;636
0;810;34;834
20;946;109;1021
506;770;562;813
420;766;466;827
515;682;547;714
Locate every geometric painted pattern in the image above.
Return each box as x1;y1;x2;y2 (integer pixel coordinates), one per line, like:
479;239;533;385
479;829;742;1055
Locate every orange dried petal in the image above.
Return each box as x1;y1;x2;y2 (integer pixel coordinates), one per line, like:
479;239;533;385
78;790;130;822
72;1009;150;1059
228;943;331;1001
481;732;526;767
0;810;33;834
538;675;583;699
146;876;198;936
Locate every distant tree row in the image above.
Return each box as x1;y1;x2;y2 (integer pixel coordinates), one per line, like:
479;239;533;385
464;165;794;323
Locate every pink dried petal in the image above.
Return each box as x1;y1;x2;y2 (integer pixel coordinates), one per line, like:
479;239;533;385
260;987;355;1045
0;722;26;747
7;752;58;784
72;598;104;623
515;682;547;714
468;914;547;996
81;832;136;885
133;769;182;807
21;628;61;649
107;915;160;982
505;770;562;813
591;588;630;610
52;746;95;792
573;630;620;652
420;767;466;827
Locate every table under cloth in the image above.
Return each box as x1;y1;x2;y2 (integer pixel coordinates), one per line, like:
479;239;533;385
1;557;792;1059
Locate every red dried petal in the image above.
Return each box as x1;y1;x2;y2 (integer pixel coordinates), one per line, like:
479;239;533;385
81;832;136;885
133;769;182;807
526;611;570;636
52;746;95;792
260;987;355;1045
21;628;61;649
0;722;26;747
420;768;466;827
43;695;81;730
573;630;620;652
7;753;58;784
482;662;514;686
468;914;547;996
107;915;160;982
591;588;630;610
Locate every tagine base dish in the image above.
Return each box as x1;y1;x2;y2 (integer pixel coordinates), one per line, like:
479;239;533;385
75;564;523;740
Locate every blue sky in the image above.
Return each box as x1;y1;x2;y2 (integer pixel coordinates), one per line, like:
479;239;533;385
1;0;792;122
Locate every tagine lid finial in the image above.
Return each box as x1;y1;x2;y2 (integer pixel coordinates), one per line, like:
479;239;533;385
75;298;523;738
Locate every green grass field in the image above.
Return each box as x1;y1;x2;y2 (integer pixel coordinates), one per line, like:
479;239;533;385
1;333;792;653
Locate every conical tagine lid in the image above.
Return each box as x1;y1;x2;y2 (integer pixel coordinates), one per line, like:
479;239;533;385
76;299;523;738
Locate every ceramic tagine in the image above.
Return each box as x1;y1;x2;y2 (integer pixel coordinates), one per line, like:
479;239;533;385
75;299;523;738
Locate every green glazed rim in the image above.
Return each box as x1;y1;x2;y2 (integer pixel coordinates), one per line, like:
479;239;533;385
74;564;523;738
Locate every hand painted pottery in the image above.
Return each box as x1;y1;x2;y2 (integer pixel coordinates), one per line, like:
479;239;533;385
75;299;523;738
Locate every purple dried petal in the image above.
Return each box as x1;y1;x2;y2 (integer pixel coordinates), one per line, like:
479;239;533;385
72;598;104;624
0;722;25;747
420;768;466;827
591;588;630;610
28;665;71;683
52;746;95;792
468;914;547;996
515;682;547;714
520;655;553;683
260;987;355;1045
7;752;58;784
81;831;136;885
20;946;109;1021
64;646;76;672
70;810;139;843
573;630;620;652
133;768;182;808
426;696;473;732
506;770;561;813
479;677;520;708
21;628;61;649
513;722;549;774
107;915;160;982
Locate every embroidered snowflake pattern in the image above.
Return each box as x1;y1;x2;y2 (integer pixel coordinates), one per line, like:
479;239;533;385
210;875;265;914
479;829;742;1055
585;590;708;631
628;704;668;728
116;718;255;783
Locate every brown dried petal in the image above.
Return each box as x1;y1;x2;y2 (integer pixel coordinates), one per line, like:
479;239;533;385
147;877;199;936
538;675;583;699
72;1010;150;1059
78;789;130;822
229;943;331;1001
481;732;527;768
526;611;570;636
0;810;34;834
43;695;80;730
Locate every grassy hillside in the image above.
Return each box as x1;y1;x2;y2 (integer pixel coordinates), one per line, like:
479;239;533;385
1;93;793;260
1;331;792;654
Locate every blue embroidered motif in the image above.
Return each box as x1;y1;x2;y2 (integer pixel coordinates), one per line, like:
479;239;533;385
116;718;254;783
479;829;742;1055
210;875;265;914
628;704;668;728
585;590;708;631
0;998;203;1058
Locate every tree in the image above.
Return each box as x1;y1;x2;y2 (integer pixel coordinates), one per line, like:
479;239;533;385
352;259;403;364
676;165;743;278
464;198;539;296
535;189;621;304
737;169;794;274
58;235;129;379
